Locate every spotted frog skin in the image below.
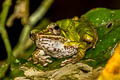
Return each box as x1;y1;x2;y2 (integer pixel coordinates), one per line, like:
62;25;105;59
29;16;97;66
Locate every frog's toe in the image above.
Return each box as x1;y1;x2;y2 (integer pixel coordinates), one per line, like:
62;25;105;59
43;59;52;66
46;59;52;63
61;55;80;66
42;60;52;66
43;56;51;59
38;56;52;66
41;55;52;63
43;63;48;66
61;59;73;66
34;61;38;64
61;60;68;66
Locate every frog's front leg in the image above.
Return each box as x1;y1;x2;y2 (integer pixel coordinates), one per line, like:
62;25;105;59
61;42;86;66
31;48;52;66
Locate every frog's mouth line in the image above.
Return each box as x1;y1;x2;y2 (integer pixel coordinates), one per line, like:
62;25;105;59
36;34;67;43
30;28;67;42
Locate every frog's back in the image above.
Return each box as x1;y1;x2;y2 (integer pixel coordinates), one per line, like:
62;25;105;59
57;17;97;43
77;17;95;40
56;19;81;42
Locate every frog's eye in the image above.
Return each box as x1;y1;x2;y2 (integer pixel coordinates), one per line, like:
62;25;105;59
47;23;61;35
54;25;59;30
53;25;61;35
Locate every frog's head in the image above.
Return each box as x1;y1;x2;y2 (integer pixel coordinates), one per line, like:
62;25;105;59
30;23;62;42
30;19;72;41
45;23;61;35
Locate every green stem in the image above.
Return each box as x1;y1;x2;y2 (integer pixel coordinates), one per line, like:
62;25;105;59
0;0;13;62
29;0;54;26
13;0;54;57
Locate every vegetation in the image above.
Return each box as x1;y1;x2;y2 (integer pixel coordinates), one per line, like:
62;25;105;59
0;0;120;80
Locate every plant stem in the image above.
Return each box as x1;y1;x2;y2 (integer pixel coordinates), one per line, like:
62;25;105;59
29;0;54;26
0;0;13;62
13;0;54;57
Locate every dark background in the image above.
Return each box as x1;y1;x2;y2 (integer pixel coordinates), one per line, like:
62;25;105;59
0;0;120;60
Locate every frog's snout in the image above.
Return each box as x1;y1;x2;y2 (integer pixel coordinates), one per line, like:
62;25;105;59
30;31;36;41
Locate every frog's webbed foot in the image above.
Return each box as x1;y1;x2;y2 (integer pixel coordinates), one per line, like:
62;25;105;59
61;55;78;66
30;49;52;66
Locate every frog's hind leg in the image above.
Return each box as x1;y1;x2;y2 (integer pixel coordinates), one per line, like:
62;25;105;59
61;42;86;66
61;48;85;66
30;48;52;66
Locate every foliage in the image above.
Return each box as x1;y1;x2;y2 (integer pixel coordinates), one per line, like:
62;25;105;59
0;0;120;79
0;0;54;79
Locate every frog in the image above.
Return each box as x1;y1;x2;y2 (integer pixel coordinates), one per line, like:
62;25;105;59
29;16;98;66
